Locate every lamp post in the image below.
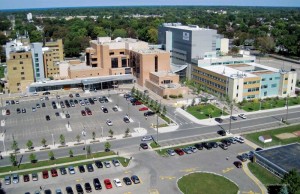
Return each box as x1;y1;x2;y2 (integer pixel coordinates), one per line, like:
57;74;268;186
82;128;87;158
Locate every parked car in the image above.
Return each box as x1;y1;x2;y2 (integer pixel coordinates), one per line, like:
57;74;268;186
60;167;67;175
131;175;140;184
140;143;148;149
22;108;26;113
230;116;238;120
68;166;75;174
141;136;153;141
84;182;92;193
139;106;149;111
42;170;49;179
32;173;38;181
182;147;192;154
65;186;74;194
103;161;111;168
221;139;231;146
255;147;263;152
6;109;10;115
55;189;62;194
217;130;227;136
112;159;120;167
112;106;118;112
228;137;237;144
123;116;130;123
194;143;203;150
75;93;80;97
174;148;184;156
123;177;132;185
16;108;21;114
76;184;84;194
78;165;85;173
93;178;102;190
12;174;19;184
4;176;11;185
237;154;248;162
113;178;123;187
234;136;245;143
219;143;228;150
202;142;213;150
144;111;155;116
45;115;50;121
81;110;86;116
86;163;94;172
95;160;103;168
85;107;92;115
106;119;113;126
188;146;197;153
209;141;218;148
51;168;58;177
215;118;223;123
238;114;247;119
166;149;175;156
101;106;108;113
23;174;30;182
234;161;243;168
104;179;113;189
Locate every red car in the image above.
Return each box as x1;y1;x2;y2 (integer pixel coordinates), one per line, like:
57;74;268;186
133;101;142;105
174;148;184;156
51;168;58;177
81;110;86;116
6;109;10;115
139;107;149;111
85;108;92;115
42;170;49;179
104;179;112;189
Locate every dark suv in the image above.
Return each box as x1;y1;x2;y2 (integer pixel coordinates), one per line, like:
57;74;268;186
144;111;155;116
93;178;102;190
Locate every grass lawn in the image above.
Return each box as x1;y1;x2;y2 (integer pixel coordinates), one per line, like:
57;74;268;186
0;66;4;78
150;141;160;149
178;172;239;194
239;97;300;112
248;162;281;186
186;104;227;120
245;124;300;148
0;151;115;174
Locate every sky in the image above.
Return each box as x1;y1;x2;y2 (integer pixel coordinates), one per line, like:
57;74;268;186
0;0;299;10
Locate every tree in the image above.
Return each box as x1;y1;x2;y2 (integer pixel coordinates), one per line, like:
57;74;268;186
255;36;275;54
59;134;65;145
69;149;74;157
147;28;158;43
92;131;96;140
162;106;167;116
279;185;289;194
26;140;33;150
41;138;47;147
86;145;91;155
108;129;114;138
112;28;127;38
104;142;111;150
76;134;81;143
9;154;17;166
29;153;37;163
281;169;300;194
11;139;18;152
131;86;136;95
125;128;130;137
48;151;55;160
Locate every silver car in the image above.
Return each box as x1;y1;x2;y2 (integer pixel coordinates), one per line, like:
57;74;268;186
4;175;11;185
166;149;175;156
12;174;19;184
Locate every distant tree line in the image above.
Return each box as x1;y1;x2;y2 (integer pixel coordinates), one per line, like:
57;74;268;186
0;6;299;58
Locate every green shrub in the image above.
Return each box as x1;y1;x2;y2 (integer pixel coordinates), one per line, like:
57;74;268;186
163;95;168;99
178;94;183;98
169;94;177;98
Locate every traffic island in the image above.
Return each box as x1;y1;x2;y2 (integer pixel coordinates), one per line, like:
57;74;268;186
177;172;239;194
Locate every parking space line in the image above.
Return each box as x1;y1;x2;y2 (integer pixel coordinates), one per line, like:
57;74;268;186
222;167;234;173
159;176;176;180
180;167;198;173
149;189;160;194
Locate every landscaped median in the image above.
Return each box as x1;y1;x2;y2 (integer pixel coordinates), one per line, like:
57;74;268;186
186;103;227;120
0;151;130;177
244;124;300;148
177;172;239;194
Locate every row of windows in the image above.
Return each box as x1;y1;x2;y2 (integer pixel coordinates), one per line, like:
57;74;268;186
193;69;226;83
244;80;260;85
109;51;125;56
262;77;280;81
13;67;25;70
247;87;259;92
192;75;226;90
12;55;29;59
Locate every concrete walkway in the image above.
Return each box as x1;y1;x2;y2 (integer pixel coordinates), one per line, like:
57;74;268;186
243;161;268;194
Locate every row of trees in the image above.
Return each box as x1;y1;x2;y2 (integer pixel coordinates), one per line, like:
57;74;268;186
0;6;299;58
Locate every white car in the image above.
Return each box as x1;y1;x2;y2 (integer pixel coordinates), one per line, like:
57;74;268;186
141;136;153;141
188;146;197;153
106;119;113;126
234;136;245;143
113;178;123;187
238;114;247;119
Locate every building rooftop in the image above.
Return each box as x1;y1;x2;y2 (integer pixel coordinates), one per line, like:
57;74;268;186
227;64;252;68
132;48;168;54
201;65;257;78
162;23;215;31
151;71;177;77
69;63;97;71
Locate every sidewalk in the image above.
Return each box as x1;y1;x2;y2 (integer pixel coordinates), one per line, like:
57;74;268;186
243;161;268;194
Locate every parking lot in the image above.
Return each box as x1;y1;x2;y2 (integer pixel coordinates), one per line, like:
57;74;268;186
0;91;165;150
3;157;148;194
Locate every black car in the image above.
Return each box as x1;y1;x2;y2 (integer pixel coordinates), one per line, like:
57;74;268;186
84;182;92;193
237;154;247;162
123;177;132;185
75;93;80;97
74;99;78;104
86;163;94;172
123;116;130;123
88;98;94;105
255;147;263;152
209;142;218;148
66;187;74;194
16;108;21;114
230;116;238;120
78;165;85;173
101;107;108;113
60;167;67;175
144;111;155;116
45;115;50;121
76;184;84;194
194;143;203;150
93;178;102;190
215;118;223;123
95;160;103;168
43;91;50;95
140;143;148;149
55;112;60;116
217;130;226;136
221;139;231;146
44;189;52;194
202;142;213;150
42;102;46;107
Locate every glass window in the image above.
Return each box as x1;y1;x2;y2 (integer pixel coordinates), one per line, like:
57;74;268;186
111;58;118;68
271;84;277;88
155;56;158;72
121;58;127;67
